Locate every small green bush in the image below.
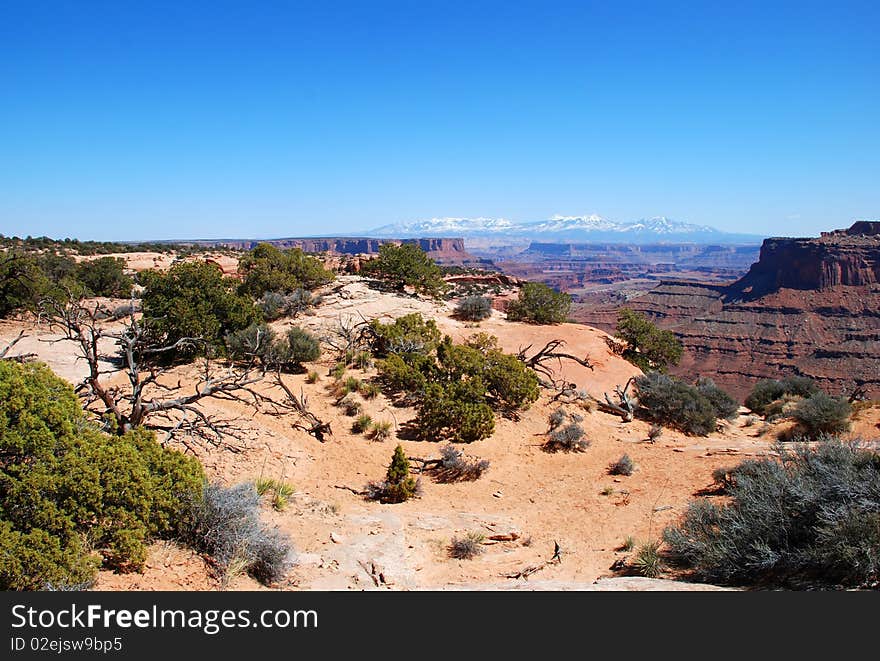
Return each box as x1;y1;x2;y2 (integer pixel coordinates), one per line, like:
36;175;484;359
790;392;851;439
367;445;418;503
418;383;495;443
354;350;373;370
506;282;571;325
455;296;493;321
352;414;373;434
632;541;663;578
359;381;381;399
745;376;820;416
266;327;322;371
367;420;393;442
635;372;719;436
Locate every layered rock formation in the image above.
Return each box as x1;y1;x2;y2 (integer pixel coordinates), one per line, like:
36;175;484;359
576;222;880;400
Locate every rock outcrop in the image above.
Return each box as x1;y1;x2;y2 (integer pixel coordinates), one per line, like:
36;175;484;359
576;222;880;400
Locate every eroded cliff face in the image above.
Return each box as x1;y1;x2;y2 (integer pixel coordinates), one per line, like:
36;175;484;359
577;223;880;400
729;227;880;297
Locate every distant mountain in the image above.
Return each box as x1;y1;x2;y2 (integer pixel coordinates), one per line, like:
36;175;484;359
369;215;764;244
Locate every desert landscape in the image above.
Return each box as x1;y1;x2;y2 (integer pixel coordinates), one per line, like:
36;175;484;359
3;241;878;592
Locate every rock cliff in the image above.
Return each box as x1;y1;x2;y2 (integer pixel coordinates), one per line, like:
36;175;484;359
575;222;880;400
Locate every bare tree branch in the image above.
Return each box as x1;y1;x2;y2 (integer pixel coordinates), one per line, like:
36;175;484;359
517;339;593;384
0;330;37;363
38;293;275;449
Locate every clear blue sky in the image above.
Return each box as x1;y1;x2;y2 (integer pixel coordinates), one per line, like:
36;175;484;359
1;1;878;241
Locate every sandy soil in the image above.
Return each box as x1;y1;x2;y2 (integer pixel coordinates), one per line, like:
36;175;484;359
3;276;877;592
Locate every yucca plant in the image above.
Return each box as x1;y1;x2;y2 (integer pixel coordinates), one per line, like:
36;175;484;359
632;541;663;578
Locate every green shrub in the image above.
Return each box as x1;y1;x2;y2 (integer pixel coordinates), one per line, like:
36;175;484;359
368;313;442;357
455;295;493;321
265;327;322;371
366;445;418;503
506;282;571;324
0;361;204;590
74;257;133;298
418;383;495;443
0;253;52;317
367;420;393;442
790;392;851;439
238;243;333;298
484;350;540;411
225;323;277;363
663;438;880;587
361;243;448;298
745;376;820;416
257;288;322;321
376;354;429;397
695;378;739;420
632;541;664;578
377;332;536;443
343;376;362;394
354;350;373;370
352;414;373;434
140;261;258;358
614;308;683;372
635;372;719;436
359;381;381;399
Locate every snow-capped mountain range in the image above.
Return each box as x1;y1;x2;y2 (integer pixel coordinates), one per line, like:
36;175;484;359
368;215;764;244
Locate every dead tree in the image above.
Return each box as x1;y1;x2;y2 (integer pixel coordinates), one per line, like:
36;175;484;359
39;295;271;450
518;340;594;378
591;376;637;422
322;314;370;358
266;371;333;442
848;382;868;403
0;330;36;363
517;339;594;394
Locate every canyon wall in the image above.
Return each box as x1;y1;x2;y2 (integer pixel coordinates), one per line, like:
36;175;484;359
575;222;880;400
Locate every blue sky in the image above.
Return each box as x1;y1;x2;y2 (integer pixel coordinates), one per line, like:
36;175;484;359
1;1;878;241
